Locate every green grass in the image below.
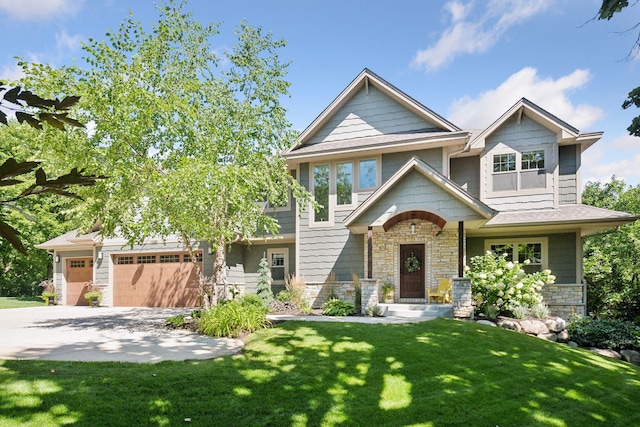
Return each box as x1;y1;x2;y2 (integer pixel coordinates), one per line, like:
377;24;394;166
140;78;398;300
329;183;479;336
1;318;639;426
0;297;44;309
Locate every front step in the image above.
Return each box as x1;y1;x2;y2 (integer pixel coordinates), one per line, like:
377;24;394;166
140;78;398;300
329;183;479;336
378;303;453;319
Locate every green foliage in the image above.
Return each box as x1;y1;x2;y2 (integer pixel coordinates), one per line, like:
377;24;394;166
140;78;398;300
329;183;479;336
365;304;384;317
238;293;268;310
256;257;274;304
466;251;554;317
510;305;530;320
199;297;269;338
83;291;102;301
381;282;394;300
165;314;185;329
322;298;356;316
567;316;640;350
531;303;551;319
582;178;640;322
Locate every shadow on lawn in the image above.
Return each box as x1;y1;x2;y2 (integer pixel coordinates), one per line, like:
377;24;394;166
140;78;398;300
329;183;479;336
1;319;640;426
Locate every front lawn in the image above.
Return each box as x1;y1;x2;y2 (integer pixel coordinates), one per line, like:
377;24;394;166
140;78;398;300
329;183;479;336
0;297;44;309
1;318;639;426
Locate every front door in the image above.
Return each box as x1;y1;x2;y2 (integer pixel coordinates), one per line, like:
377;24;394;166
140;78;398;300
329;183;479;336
400;244;425;298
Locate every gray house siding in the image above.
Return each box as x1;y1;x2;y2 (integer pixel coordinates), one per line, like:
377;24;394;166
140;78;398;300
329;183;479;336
308;86;441;145
482;115;557;210
559;144;578;205
382;148;442;182
54;249;93;296
466;232;577;284
240;242;296;294
450;156;480;197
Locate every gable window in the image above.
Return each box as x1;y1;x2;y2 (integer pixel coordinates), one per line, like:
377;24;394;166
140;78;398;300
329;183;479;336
336;162;353;205
359;159;377;189
491;150;547;193
493;154;516;172
486;238;547;274
313;164;330;222
267;248;289;284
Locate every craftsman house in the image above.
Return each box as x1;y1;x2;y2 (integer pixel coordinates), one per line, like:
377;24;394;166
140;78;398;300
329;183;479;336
37;69;638;317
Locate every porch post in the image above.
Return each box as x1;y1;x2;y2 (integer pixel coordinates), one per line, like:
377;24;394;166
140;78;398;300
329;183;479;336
367;226;373;279
458;221;464;277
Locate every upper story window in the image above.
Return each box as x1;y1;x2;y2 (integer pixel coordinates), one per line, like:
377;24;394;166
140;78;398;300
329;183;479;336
336;162;353;205
493;154;516;172
521;150;544;170
491;149;547;193
359;159;377;189
313;164;330;223
310;157;379;226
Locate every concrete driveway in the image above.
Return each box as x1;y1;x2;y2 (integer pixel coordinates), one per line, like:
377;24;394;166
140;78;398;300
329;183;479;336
0;306;244;363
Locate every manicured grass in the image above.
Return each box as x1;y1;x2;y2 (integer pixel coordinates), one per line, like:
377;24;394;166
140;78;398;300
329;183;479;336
1;318;639;426
0;297;44;309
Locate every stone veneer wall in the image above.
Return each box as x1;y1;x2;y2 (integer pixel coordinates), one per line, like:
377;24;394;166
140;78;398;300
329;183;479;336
541;283;585;319
367;220;459;301
303;279;378;313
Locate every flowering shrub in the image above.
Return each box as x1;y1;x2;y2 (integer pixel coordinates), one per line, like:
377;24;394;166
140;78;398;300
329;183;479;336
466;251;555;317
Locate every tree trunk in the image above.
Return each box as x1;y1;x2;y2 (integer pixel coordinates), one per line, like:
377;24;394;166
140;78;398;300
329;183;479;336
213;238;227;305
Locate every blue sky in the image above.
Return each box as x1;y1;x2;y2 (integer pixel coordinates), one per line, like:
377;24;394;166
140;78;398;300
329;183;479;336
1;0;639;186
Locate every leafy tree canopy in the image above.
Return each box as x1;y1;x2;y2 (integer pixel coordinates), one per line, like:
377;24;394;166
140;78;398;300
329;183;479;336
21;0;312;307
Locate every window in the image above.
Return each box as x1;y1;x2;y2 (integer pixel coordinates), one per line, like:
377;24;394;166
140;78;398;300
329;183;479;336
267;248;289;284
336;162;353;205
116;256;134;265
493;153;516;172
159;254;180;263
70;260;85;268
359;159;377;189
137;255;157;264
183;253;203;263
487;238;547;273
313;164;330;222
522;150;544;170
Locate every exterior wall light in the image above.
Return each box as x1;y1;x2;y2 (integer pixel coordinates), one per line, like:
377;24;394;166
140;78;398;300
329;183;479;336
410;222;416;235
55;255;60;263
97;251;103;260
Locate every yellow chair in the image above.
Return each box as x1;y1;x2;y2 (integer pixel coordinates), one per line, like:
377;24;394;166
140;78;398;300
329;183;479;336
428;279;452;304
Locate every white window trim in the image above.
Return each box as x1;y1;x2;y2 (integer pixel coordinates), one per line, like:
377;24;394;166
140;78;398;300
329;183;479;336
267;248;289;285
355;157;381;192
484;237;549;269
334;161;356;211
487;147;550;198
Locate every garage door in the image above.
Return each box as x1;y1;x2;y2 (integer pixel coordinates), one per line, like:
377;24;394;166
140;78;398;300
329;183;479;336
66;258;93;306
113;252;202;307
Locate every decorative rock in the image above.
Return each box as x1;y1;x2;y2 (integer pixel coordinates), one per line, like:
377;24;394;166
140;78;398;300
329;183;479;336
543;317;567;333
519;319;549;335
476;319;497;327
537;333;558;342
620;349;640;366
556;330;570;343
567;341;578;347
589;348;622;359
496;317;522;332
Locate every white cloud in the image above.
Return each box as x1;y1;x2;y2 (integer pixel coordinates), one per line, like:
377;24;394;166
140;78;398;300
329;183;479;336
56;30;83;52
0;0;82;21
0;64;25;82
583;133;640;186
448;67;604;129
412;0;553;72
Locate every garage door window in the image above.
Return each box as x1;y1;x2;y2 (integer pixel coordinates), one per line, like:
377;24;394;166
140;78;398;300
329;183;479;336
116;256;134;265
70;260;85;268
137;255;157;264
160;254;180;263
183;253;203;263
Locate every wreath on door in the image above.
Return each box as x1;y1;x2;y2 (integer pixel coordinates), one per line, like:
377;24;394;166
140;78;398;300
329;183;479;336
404;252;421;273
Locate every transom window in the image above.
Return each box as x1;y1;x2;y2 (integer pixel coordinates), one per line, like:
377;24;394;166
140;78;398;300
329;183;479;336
493;153;516;172
521;150;545;170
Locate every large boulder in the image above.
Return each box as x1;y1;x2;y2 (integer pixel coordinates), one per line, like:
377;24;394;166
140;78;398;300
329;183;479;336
537;333;558;342
543;317;567;333
496;317;522;332
556;329;570;343
519;319;549;335
620;349;640;366
476;319;497;327
589;348;622;359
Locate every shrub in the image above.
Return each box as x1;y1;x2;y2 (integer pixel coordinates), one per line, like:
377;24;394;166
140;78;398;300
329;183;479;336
239;293;267;310
365;304;384;317
322;298;356;316
199;299;269;338
466;251;555;317
166;314;185;328
484;305;499;320
256;257;274;304
567;316;640;350
531;303;550;319
510;305;530;320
